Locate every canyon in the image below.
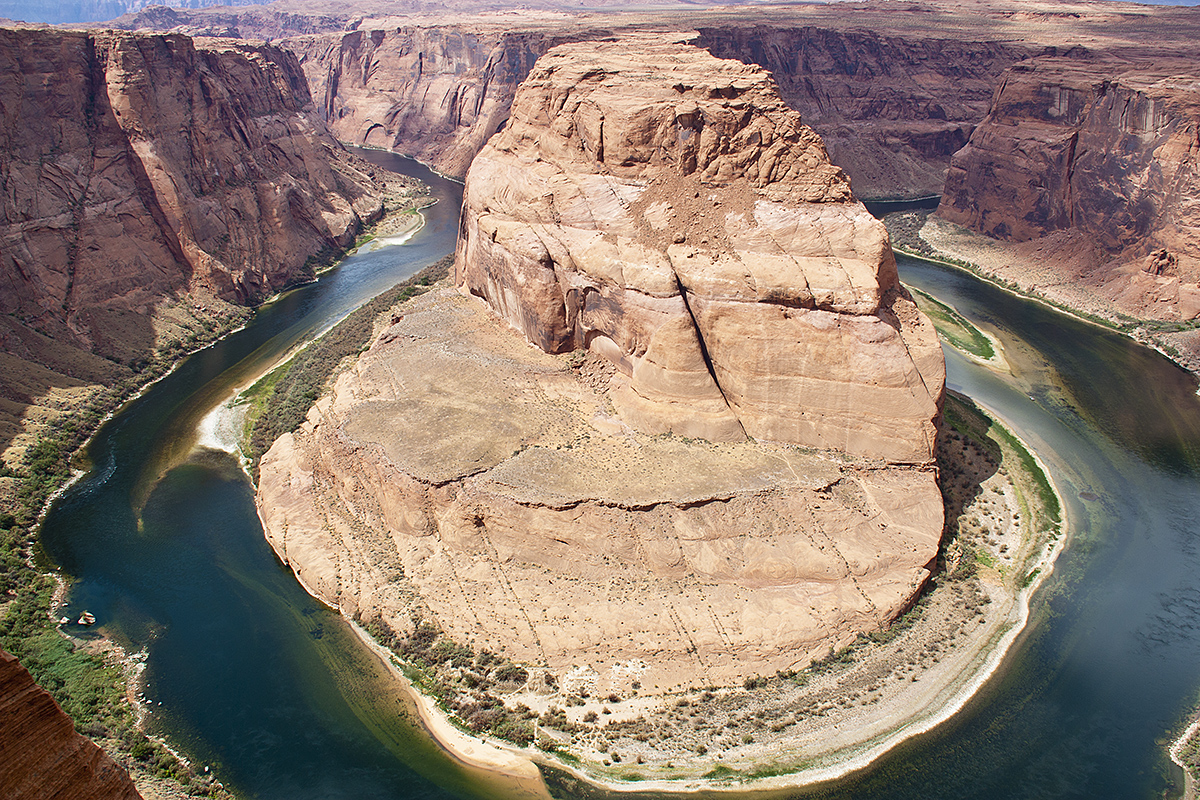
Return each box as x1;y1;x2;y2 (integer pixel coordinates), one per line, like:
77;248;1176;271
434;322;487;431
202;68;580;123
0;27;423;465
936;55;1200;334
109;1;1200;346
2;0;1200;796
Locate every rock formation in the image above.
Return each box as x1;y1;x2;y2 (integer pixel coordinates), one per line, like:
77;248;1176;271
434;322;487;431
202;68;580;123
257;288;944;692
456;41;944;463
257;40;945;694
0;649;141;800
938;57;1200;321
0;27;418;459
285;27;572;179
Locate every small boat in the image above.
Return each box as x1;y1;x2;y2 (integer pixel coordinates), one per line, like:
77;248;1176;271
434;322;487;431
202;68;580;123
77;611;96;625
58;616;70;625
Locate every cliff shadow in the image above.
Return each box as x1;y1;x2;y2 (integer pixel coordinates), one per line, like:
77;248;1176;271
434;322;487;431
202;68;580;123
0;315;131;464
935;393;1003;574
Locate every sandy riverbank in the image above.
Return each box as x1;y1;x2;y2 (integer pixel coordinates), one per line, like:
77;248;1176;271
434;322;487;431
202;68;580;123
887;212;1200;376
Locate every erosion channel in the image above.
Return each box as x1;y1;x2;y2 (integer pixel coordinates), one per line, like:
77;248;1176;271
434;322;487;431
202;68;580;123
38;150;1200;800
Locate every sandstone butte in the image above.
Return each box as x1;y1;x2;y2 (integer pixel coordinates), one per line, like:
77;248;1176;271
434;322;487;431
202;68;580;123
457;41;945;463
257;41;946;696
0;649;142;800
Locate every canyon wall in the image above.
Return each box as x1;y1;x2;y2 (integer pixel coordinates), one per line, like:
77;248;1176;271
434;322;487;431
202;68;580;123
456;41;944;463
694;26;1028;198
285;22;1025;198
0;649;141;800
0;27;416;459
938;57;1200;320
285;26;575;179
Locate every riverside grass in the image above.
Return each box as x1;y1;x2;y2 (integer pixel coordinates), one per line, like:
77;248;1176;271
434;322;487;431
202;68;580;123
0;219;431;797
0;310;252;798
241;254;453;479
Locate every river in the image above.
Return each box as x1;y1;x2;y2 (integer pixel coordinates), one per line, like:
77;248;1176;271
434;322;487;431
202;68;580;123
37;152;1200;800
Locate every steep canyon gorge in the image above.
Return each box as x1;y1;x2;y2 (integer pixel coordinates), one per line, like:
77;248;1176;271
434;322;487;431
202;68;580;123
0;27;424;465
3;0;1200;796
113;0;1200;339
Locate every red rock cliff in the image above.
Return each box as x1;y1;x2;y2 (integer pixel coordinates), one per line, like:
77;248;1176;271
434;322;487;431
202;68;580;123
0;27;418;461
456;41;944;463
0;649;141;800
0;27;401;366
693;26;1028;198
938;57;1200;320
286;26;575;178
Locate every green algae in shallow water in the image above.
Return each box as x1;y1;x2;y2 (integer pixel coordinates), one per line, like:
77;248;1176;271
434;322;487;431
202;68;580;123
910;285;996;361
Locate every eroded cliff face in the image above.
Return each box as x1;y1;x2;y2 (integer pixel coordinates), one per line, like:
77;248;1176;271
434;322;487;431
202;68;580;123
938;57;1200;320
257;288;944;693
285;22;1024;198
457;41;944;463
0;649;141;800
694;26;1029;198
0;27;416;460
285;28;544;178
257;40;944;695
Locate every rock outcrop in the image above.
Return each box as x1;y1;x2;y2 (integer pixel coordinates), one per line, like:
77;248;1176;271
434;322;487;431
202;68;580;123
0;649;141;800
938;57;1200;321
257;288;944;692
257;39;944;696
456;41;944;463
0;27;418;459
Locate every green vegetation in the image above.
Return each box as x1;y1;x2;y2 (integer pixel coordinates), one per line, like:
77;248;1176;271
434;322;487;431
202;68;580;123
892;245;1174;336
358;610;537;747
909;286;996;360
242;254;453;477
943;393;1061;533
1;232;442;795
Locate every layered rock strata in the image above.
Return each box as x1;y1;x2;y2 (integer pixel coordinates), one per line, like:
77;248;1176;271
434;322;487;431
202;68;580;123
0;649;141;800
456;41;944;463
285;27;573;179
0;27;418;460
938;57;1200;321
694;26;1028;198
257;288;944;692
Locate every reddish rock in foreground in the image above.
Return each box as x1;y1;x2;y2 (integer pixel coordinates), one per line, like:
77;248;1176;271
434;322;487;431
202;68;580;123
0;649;141;800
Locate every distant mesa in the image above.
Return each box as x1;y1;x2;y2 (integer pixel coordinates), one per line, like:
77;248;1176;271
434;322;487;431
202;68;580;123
456;40;945;463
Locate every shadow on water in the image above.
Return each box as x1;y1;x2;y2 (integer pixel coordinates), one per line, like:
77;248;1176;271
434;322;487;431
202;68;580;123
540;256;1200;800
34;157;1200;800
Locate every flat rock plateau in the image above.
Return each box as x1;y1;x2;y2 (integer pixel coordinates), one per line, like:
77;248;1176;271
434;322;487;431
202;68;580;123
259;286;943;693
